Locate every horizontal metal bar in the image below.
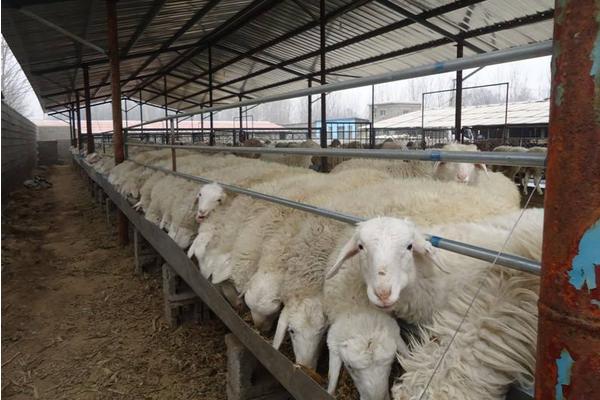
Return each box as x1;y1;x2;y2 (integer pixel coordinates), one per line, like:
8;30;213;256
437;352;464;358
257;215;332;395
132;162;541;275
427;235;541;275
122;41;552;130
127;142;546;167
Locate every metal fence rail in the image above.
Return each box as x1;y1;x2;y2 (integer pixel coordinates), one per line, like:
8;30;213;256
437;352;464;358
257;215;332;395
127;142;546;167
131;161;541;275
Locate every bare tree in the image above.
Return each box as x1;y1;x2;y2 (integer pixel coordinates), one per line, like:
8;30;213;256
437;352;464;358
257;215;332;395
1;37;31;115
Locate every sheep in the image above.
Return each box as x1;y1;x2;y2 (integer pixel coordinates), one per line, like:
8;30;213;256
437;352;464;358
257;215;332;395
330;158;434;179
240;168;393;331
391;271;539;400
431;143;488;185
85;152;102;164
260;139;320;168
491;145;528;185
324;256;409;400
94;157;115;175
273;176;521;369
326;211;543;399
391;212;542;400
522;146;547;195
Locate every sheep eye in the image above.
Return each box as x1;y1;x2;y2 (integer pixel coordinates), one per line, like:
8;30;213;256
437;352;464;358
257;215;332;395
217;199;222;203
407;244;413;250
288;328;295;335
358;244;364;250
198;193;202;197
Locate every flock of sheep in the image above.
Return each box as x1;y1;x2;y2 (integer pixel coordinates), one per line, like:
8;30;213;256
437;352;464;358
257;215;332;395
83;141;543;400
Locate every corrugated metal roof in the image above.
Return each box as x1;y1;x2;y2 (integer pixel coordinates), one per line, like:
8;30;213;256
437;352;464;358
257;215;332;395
2;0;554;114
374;99;550;128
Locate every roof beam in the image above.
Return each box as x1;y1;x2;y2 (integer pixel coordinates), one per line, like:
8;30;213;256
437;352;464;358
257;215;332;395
70;0;95;92
179;9;554;111
17;8;106;55
123;0;221;84
93;0;168;97
375;0;485;53
165;0;490;107
214;44;320;82
169;72;255;100
143;0;376;104
128;0;286;95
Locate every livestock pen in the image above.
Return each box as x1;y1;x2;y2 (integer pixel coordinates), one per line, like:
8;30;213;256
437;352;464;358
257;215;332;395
2;1;599;400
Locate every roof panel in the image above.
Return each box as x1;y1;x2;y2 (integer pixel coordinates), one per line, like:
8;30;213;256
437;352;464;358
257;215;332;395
2;0;554;113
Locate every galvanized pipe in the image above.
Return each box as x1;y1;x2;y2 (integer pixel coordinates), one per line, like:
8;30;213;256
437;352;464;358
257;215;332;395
535;0;600;398
126;142;546;167
123;40;553;131
131;161;541;275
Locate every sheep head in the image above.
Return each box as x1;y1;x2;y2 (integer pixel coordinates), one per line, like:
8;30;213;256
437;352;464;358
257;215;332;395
195;183;227;222
273;296;327;370
432;144;488;184
326;217;447;310
327;310;408;400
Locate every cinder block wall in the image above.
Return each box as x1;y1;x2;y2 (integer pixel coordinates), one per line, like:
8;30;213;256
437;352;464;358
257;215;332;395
2;102;37;201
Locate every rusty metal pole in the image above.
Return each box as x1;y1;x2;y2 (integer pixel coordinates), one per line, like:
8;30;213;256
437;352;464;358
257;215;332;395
83;65;95;154
535;1;600;399
209;46;215;146
106;0;129;246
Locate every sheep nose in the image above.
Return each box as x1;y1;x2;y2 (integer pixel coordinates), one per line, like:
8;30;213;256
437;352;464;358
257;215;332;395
375;288;392;302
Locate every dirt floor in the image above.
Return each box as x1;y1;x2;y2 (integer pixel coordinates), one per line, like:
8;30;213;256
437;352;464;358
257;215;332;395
1;164;228;399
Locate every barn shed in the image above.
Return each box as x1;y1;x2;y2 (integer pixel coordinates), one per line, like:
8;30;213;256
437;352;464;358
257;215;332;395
1;1;598;400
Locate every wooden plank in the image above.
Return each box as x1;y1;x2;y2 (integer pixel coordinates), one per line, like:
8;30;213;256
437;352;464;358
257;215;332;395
75;156;334;400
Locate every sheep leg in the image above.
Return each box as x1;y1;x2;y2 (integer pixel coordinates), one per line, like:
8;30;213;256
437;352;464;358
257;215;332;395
533;171;543;195
521;170;530;195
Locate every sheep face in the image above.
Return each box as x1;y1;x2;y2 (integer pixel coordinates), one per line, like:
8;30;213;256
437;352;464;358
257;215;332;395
273;297;326;370
327;218;445;310
195;183;226;222
327;312;407;400
433;161;487;184
245;272;282;332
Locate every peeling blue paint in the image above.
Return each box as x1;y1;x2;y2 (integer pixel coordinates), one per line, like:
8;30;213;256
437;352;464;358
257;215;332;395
555;349;574;400
555;84;564;106
434;62;445;73
568;219;600;292
591;20;600;77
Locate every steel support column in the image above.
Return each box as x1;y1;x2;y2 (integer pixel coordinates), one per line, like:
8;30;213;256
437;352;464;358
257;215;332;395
535;1;600;399
163;76;168;142
83;66;95;154
139;89;144;140
307;79;312;139
106;0;128;245
455;42;463;143
68;105;75;147
209;46;215;146
370;84;375;148
319;0;327;171
75;92;83;151
238;94;243;145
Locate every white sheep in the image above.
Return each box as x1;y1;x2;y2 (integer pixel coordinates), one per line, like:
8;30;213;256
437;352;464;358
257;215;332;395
326;210;543;399
323;242;410;399
491;145;528;184
260;139;320;168
272;174;520;369
391;211;542;400
522;146;547;195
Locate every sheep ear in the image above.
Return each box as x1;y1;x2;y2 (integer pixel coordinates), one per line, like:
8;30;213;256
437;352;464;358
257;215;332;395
326;232;359;280
272;308;288;350
327;350;343;395
413;234;449;274
476;163;489;177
